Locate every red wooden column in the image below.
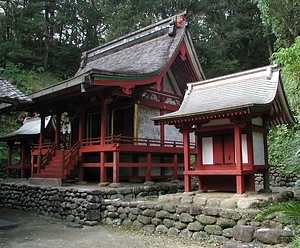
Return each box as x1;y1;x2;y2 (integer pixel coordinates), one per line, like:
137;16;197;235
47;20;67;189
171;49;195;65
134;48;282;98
112;151;119;183
183;129;191;192
100;99;108;182
100;151;106;182
195;133;204;190
234;123;244;194
55;112;61;149
78;107;85;181
247;128;255;191
195;133;202;166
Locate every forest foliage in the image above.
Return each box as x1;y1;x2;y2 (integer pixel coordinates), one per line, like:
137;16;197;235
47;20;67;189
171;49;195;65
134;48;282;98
0;0;299;167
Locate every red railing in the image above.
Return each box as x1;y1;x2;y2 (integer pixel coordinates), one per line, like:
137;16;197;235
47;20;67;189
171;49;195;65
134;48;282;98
81;135;196;148
41;143;56;167
61;140;80;175
31;142;56;175
81;137;101;146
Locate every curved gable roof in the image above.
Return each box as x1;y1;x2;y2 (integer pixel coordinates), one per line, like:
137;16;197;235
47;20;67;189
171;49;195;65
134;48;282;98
0;116;51;141
75;14;194;78
153;65;295;126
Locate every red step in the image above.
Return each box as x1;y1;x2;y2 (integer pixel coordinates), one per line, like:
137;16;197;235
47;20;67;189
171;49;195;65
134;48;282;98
33;148;80;180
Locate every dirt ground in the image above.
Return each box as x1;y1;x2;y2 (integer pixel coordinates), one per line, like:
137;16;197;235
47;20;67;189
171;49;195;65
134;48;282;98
0;207;217;248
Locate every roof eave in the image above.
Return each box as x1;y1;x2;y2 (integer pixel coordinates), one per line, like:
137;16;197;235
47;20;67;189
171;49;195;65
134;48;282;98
153;106;253;125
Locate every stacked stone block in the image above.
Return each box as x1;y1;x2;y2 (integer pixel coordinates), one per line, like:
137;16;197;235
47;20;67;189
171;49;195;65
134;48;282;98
0;182;296;246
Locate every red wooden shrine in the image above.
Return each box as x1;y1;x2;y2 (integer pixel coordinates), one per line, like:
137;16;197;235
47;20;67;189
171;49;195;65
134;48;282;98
0;77;33;177
0;13;205;183
154;66;294;194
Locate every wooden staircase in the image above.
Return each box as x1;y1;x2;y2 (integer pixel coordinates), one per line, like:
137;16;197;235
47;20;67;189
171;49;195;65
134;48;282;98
32;141;81;180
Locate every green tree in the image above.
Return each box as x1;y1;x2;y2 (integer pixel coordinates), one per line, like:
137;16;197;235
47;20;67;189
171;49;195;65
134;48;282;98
188;0;272;78
259;37;300;246
254;0;300;48
268;37;300;166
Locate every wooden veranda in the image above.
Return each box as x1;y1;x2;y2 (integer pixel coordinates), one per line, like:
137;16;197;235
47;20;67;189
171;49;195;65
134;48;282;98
31;135;196;183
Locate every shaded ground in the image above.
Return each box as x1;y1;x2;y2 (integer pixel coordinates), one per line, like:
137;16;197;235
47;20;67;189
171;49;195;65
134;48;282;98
0;208;217;248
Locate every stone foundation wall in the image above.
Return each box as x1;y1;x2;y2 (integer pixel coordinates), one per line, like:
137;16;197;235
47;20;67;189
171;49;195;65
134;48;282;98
100;199;293;245
269;165;298;187
0;182;296;246
0;182;183;225
255;165;298;187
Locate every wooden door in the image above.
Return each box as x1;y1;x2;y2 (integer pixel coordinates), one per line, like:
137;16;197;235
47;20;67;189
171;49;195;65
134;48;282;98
213;136;223;165
224;135;234;164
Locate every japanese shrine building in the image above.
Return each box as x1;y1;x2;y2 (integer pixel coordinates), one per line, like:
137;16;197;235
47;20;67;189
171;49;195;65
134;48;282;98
0;13;205;183
153;65;294;194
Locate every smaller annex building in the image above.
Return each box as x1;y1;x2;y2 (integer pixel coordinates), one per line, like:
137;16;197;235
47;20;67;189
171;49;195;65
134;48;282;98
0;76;33;177
153;65;295;194
0;116;52;178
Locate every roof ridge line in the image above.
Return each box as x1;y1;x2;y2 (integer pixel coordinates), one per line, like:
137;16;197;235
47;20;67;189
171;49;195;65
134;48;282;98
85;16;175;56
188;65;279;89
83;13;187;60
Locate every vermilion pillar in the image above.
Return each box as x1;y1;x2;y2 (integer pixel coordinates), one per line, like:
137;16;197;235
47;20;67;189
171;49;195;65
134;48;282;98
112;151;119;183
196;134;205;190
100;151;106;182
183;129;191;192
78;107;85;182
100;99;107;182
234;123;244;194
247;128;255;191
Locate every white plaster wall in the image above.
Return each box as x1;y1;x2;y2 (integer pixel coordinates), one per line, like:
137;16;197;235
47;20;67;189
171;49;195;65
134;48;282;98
202;137;213;164
241;134;248;163
253;132;265;165
165;124;182;142
137;105;160;139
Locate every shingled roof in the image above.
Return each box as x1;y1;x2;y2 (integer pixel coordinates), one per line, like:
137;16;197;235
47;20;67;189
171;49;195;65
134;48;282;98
0;116;51;141
0;77;32;106
75;14;200;79
153;65;295;127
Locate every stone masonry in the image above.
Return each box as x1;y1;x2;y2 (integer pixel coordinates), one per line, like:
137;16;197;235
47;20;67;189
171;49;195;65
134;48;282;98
0;181;298;247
